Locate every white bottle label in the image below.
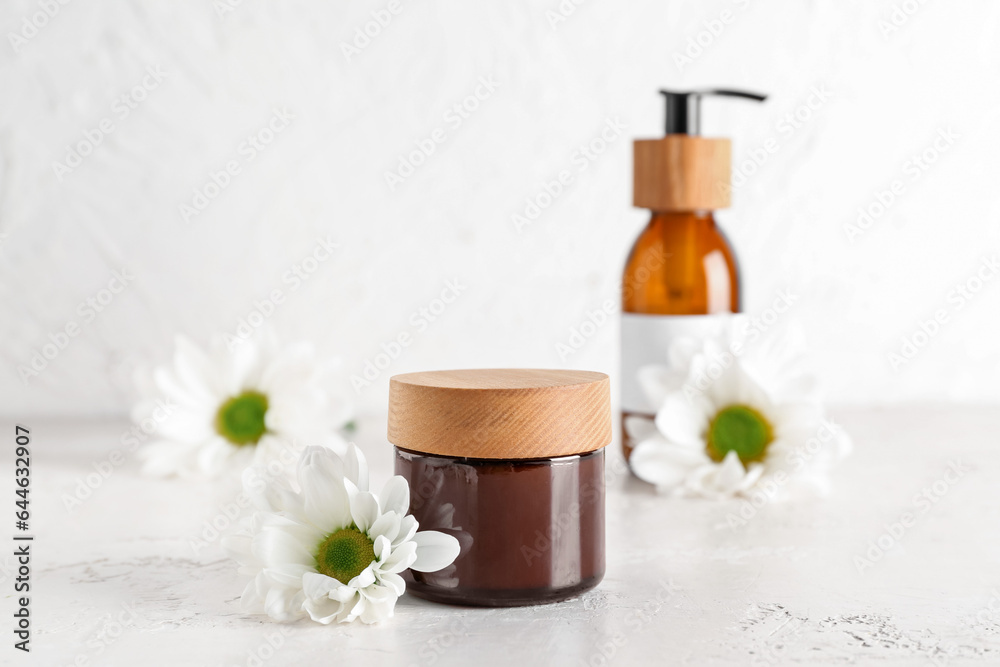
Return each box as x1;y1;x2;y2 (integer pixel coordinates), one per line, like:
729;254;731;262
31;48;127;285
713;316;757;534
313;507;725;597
620;313;732;414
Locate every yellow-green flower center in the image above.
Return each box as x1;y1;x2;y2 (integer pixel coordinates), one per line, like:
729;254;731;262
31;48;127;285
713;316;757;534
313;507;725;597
215;390;269;446
315;528;375;585
706;404;773;465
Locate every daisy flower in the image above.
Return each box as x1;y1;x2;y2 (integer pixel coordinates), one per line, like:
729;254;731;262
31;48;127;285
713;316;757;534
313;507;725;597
133;333;353;478
223;444;460;624
628;319;850;499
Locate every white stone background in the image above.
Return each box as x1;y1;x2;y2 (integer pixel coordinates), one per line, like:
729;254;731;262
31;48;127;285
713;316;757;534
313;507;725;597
2;0;1000;419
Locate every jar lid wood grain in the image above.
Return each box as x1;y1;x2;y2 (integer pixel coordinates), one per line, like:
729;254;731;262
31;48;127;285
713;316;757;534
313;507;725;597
388;369;611;460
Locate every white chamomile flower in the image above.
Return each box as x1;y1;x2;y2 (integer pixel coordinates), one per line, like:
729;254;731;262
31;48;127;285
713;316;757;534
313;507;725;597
133;333;353;478
628;319;851;499
223;444;460;625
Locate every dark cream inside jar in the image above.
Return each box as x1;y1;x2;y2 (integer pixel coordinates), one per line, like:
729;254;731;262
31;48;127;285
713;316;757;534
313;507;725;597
388;369;611;607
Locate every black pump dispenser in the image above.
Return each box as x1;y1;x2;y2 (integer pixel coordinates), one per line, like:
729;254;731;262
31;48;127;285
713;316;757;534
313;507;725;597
659;89;767;136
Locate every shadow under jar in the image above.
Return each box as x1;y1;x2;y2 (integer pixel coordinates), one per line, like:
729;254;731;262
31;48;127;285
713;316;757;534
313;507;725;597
388;369;611;607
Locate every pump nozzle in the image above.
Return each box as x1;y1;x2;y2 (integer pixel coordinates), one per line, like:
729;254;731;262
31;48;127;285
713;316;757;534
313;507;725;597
659;89;767;135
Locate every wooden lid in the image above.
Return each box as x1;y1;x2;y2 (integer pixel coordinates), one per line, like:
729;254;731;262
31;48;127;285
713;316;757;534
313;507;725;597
633;136;731;211
388;369;611;459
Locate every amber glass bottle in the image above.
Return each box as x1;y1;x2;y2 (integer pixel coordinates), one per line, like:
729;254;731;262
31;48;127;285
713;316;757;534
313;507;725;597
620;211;740;459
620;89;763;462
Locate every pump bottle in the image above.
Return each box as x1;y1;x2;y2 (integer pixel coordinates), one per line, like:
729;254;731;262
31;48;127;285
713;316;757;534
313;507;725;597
621;89;766;461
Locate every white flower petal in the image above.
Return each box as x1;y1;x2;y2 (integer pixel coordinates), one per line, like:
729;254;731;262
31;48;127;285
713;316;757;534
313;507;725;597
150;368;202;411
297;445;345;484
392;515;418;548
730;364;775;410
381;540;417;574
685;451;752;499
637;364;685;411
332;584;359;604
263;585;304;622
715;451;747;487
410;531;461;573
623;415;658;443
373;535;391;563
302;571;339;601
298;448;352;531
303;596;343;625
369;511;401;545
172;335;223;398
239;578;262;612
242;467;300;514
346;481;380;534
265;562;315;588
154;408;214;443
339;593;365;623
630;436;708;492
380;477;410;516
265;397;319;436
379;572;406;596
253;528;315;568
740;463;766;491
358;586;397;624
196;437;240;476
225;340;261;395
770;403;822;436
350;563;377;589
656;393;710;448
344;444;369;493
222;533;254;562
361;582;397;604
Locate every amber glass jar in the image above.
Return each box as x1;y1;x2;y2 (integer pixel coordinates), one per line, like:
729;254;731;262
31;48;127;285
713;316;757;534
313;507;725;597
388;369;611;607
621;210;740;460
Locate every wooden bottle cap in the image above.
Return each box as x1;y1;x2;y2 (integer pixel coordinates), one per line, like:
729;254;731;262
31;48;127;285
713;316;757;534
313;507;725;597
388;369;611;460
633;136;731;211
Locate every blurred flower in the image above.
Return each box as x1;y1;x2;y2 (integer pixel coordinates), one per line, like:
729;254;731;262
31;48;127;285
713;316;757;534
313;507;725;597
223;444;460;624
132;333;353;478
628;319;851;499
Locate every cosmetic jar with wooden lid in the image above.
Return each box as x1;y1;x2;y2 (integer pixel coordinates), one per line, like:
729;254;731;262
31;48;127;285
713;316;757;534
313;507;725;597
389;369;611;607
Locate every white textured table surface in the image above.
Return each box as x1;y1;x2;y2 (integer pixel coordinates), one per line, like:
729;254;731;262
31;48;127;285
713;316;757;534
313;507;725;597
6;406;998;666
